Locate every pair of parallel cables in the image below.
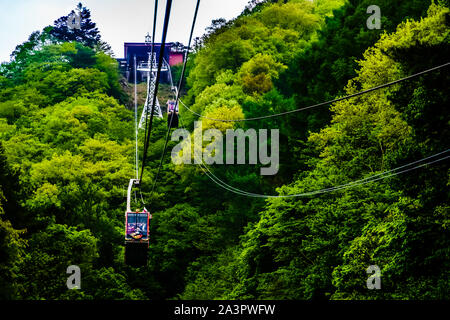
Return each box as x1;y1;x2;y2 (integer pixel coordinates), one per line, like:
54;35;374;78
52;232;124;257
134;0;200;204
137;0;449;199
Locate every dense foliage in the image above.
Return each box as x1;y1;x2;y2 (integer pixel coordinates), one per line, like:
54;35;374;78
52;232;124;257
0;0;448;300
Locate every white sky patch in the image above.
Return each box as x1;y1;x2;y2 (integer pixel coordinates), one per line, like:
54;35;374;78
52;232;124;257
0;0;251;63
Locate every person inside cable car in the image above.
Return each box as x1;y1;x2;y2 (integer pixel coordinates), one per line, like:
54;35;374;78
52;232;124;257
167;99;179;128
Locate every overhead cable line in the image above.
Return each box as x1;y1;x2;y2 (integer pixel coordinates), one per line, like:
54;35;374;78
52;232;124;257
140;0;159;182
139;0;173;183
142;5;449;199
179;62;450;122
179;110;450;199
150;0;201;198
134;55;139;180
196;159;431;198
192;136;450;198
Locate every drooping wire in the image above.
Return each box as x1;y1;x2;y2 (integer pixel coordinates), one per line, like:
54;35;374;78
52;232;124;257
139;0;173;183
140;0;159;176
134;55;139;180
149;99;176;198
174;62;450;193
149;0;201;199
139;2;450;200
174;0;201;106
166;59;177;100
136;0;159;207
178;62;450;122
200;150;449;198
177;113;450;198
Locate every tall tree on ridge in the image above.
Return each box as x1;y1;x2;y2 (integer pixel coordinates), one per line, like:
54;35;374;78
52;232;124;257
50;2;101;48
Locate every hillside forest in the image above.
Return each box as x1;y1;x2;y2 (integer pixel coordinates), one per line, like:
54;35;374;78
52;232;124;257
0;0;449;300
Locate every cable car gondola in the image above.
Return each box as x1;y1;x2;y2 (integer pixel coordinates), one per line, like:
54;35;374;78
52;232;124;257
167;99;179;128
124;179;152;266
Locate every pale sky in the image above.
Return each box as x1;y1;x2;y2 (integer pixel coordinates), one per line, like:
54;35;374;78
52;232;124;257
0;0;251;63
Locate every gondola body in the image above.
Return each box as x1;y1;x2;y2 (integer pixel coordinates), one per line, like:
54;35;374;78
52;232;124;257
124;211;150;266
123;179;151;266
167;100;179;128
167;112;179;128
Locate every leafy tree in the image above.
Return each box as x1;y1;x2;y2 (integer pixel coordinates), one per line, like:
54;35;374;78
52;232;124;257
222;3;450;300
18;224;98;299
51;3;101;48
279;0;433;140
148;204;218;298
180;246;241;299
238;53;286;95
0;207;26;300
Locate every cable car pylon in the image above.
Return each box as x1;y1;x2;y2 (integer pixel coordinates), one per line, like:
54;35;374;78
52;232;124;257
138;52;165;129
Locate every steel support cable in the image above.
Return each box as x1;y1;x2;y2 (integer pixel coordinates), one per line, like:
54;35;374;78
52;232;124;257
179;62;450;122
193;136;450;198
144;0;158;149
139;0;173;183
174;0;201;107
149;99;176;197
179;110;450;198
134;55;139;180
176;61;450;193
214;157;449;198
149;0;201;198
166;60;177;100
140;0;159;181
212;155;450;198
142;15;450;198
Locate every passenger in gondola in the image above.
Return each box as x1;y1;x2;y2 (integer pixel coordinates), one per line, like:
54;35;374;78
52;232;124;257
167;99;179;128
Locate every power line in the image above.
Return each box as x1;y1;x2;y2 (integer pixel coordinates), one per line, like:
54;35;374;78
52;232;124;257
198;157;449;198
149;0;201;198
179;62;450;122
140;0;159;183
176;114;449;198
193;138;450;198
139;0;173;183
134;55;139;180
140;6;450;199
146;0;158;41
